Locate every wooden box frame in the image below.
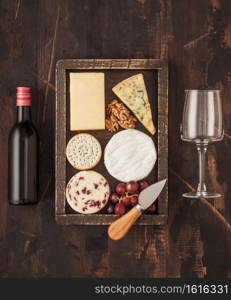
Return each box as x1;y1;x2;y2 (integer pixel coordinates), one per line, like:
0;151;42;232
55;59;168;225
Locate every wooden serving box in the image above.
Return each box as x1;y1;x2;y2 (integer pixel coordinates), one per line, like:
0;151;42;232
55;59;168;225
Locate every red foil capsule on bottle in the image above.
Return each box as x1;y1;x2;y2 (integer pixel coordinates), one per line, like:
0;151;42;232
16;87;32;106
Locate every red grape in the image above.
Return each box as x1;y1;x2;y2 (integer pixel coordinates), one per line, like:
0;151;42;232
138;180;149;191
126;181;139;194
130;195;138;206
107;204;114;214
110;193;119;204
115;183;126;195
147;203;156;213
122;196;131;207
114;202;126;215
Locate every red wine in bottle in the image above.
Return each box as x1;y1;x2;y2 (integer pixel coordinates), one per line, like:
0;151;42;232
8;87;38;205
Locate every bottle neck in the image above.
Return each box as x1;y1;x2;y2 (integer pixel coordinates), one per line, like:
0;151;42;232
17;106;32;122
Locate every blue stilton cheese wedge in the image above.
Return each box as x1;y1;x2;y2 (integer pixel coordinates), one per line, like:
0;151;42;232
112;73;156;135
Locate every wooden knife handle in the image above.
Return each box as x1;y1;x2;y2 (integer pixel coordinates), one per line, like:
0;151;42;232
108;206;142;240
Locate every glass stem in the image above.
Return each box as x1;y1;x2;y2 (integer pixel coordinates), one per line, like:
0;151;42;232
197;143;208;194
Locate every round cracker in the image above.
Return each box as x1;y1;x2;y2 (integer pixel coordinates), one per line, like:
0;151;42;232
66;133;102;170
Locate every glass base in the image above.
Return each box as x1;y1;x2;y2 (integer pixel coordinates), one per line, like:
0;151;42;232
182;191;221;199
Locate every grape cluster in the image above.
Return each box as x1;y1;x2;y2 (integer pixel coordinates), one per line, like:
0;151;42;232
107;180;156;215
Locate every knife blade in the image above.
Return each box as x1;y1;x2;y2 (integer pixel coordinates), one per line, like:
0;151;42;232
138;179;167;211
108;179;167;240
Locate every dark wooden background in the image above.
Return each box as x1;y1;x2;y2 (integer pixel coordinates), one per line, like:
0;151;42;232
0;0;230;278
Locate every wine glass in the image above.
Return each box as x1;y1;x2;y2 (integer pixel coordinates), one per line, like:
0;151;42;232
181;90;224;198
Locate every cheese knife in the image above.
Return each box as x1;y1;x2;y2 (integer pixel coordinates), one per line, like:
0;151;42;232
108;179;167;240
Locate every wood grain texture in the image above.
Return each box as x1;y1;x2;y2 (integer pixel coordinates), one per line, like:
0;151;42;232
0;0;230;278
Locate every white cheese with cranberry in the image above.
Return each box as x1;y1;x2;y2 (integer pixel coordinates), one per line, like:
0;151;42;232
104;129;157;182
66;171;110;214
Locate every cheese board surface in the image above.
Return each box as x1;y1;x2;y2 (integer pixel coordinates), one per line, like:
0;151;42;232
55;59;168;225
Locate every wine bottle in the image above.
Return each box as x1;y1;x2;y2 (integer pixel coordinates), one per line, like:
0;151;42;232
8;87;38;205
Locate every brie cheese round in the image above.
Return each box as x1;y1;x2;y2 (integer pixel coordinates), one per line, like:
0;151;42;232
104;129;157;182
